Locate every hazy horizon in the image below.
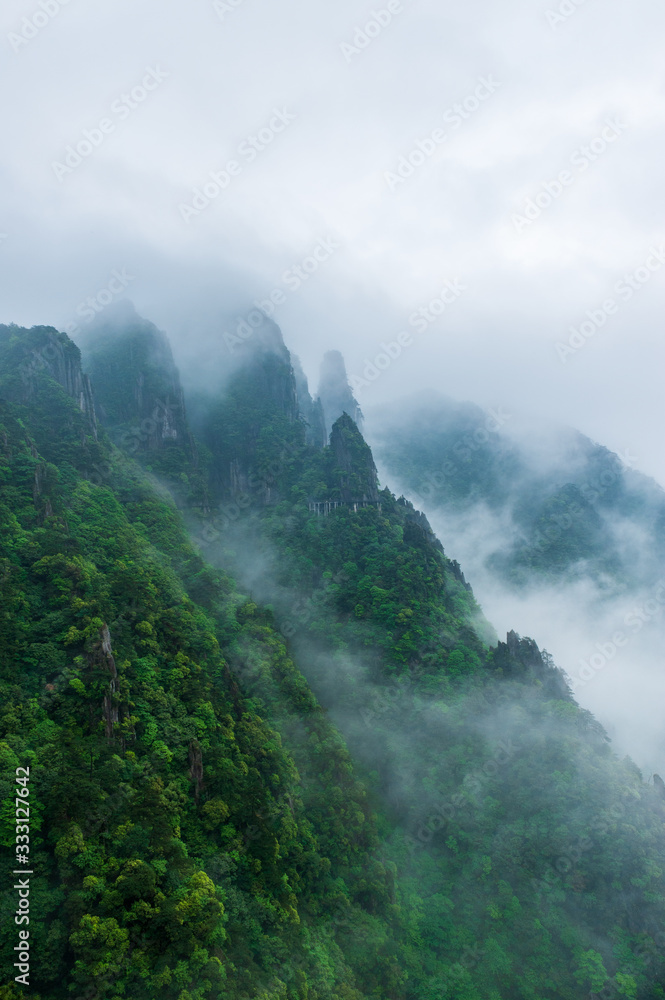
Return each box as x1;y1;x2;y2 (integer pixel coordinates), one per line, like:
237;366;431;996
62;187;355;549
1;0;664;485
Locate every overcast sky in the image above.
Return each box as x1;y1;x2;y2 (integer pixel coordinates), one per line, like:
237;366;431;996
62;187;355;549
1;0;664;483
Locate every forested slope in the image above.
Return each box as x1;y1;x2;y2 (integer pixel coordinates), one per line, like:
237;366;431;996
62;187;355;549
1;317;665;999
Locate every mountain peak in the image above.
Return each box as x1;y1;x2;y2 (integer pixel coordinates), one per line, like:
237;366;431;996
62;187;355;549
224;312;291;363
0;323;97;439
74;305;193;457
317;349;363;437
329;411;379;502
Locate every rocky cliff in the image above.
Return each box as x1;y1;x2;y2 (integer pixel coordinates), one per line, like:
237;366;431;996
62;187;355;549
292;354;326;448
74;302;193;457
0;323;97;439
317;349;363;437
329;412;379;502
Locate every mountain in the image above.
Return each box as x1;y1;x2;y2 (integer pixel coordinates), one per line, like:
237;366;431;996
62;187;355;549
367;390;665;594
365;391;665;765
0;321;402;1000
291;354;326;449
1;314;665;999
316;350;364;438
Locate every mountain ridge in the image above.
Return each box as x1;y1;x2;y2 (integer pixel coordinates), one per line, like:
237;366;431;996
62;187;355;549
2;310;665;998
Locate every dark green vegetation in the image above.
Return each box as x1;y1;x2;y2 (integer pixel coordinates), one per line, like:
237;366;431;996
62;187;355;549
368;393;665;592
1;312;665;999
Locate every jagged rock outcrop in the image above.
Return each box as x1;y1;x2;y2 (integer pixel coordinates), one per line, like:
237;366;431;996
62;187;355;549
292;354;326;448
84;624;119;743
449;559;472;591
329;412;379;502
188;741;204;803
317;350;363;437
222;316;299;426
189;316;302;503
397;499;445;552
32;461;54;520
492;630;573;700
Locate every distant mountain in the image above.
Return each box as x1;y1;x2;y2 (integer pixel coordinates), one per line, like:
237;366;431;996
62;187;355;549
2;312;665;998
368;390;665;596
367;389;665;767
317;349;364;438
77;302;195;456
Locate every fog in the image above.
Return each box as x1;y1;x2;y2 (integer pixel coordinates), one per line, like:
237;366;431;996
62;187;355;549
1;0;665;484
3;0;665;781
183;451;665;980
366;399;665;776
423;514;665;774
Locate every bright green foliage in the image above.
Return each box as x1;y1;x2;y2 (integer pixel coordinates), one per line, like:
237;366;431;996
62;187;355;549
2;322;665;1000
184;328;665;998
0;329;401;998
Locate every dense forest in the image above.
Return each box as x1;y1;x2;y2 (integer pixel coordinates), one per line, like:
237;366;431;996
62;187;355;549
1;312;665;999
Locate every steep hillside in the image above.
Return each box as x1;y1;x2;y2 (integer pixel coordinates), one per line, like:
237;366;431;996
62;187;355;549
0;324;407;1000
2;317;665;999
365;391;665;765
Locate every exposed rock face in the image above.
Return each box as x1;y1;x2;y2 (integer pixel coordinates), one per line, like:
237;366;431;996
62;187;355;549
75;302;193;456
329;412;379;502
492;630;573;701
189;742;204;803
317;350;363;437
292;354;326;448
449;559;472;591
226;317;300;425
190;316;303;503
0;324;98;439
32;461;54;519
83;624;119;743
235;314;293;363
398;502;448;556
254;353;299;426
